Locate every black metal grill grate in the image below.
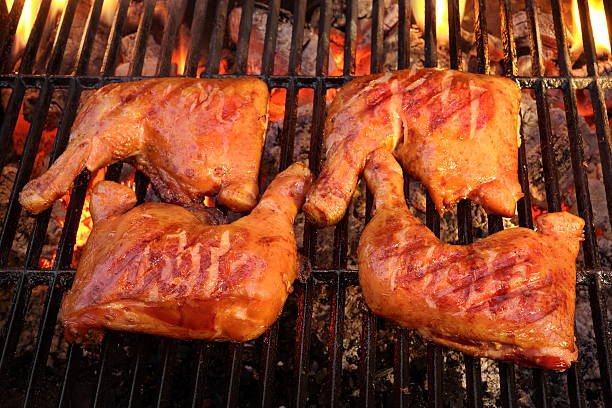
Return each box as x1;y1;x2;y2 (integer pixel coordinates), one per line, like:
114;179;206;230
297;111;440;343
0;0;611;407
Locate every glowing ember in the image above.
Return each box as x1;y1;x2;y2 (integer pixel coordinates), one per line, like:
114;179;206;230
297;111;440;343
570;0;611;57
531;201;571;220
410;0;466;47
326;88;338;103
38;250;55;268
219;57;230;75
268;88;286;123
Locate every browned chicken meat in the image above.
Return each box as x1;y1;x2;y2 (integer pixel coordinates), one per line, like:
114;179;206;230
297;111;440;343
358;149;583;370
20;77;269;214
304;68;523;227
61;163;312;343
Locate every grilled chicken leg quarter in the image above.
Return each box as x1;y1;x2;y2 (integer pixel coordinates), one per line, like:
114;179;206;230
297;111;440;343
20;77;269;214
358;149;584;370
304;68;523;227
61;163;312;343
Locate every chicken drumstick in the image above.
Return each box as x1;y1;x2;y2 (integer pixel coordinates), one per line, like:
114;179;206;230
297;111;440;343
304;68;523;227
358;149;583;370
20;77;269;214
61;162;312;344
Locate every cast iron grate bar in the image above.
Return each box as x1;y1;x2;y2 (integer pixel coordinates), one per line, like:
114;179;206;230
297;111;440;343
190;341;210;408
156;0;188;77
328;8;351;383
278;0;307;171
184;0;209;77
256;3;282;406
46;0;79;74
233;0;256;74
394;3;412;406
261;0;281;77
422;1;445;407
204;0;230;76
100;0;130;76
497;1;521;407
574;2;612;397
550;3;595;408
74;0;105;76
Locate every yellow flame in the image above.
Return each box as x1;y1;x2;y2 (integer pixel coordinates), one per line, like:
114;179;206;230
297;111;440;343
411;0;466;47
101;0;118;25
7;0;38;54
571;0;611;56
172;28;189;75
6;0;67;58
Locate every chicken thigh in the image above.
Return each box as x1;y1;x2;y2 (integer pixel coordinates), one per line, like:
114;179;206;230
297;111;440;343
61;162;312;344
358;149;583;370
304;68;522;227
20;77;269;214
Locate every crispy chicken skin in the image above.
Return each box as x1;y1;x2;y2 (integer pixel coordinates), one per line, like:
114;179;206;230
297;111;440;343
61;163;312;344
358;150;583;370
304;68;523;227
19;77;269;214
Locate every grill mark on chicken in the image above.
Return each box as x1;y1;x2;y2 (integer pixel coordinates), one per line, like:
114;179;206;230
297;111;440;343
358;149;583;370
106;80;160;118
62;164;312;343
304;68;523;227
19;78;270;215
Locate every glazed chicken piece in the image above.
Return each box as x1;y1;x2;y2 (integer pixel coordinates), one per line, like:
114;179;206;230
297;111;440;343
61;163;312;343
304;68;523;227
358;149;583;370
20;77;269;214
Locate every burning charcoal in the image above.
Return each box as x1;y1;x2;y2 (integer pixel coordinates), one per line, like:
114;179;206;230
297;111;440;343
589;175;610;229
465;33;505;74
18;1;111;126
382;23;428;71
228;6;295;75
513;10;558;52
31;0;111;75
115;33;160;76
301;27;341;76
22;88;66;130
0;164;61;266
308;1;348;29
520;92;594;208
123;0;145;34
121;0;177;40
355;0;396;20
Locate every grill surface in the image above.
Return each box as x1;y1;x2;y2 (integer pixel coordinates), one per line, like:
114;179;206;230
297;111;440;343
0;0;611;407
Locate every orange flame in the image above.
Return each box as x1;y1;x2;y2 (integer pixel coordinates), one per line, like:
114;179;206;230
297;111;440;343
268;88;286;123
6;0;66;61
531;201;571;220
38;169;136;269
101;0;119;26
171;26;190;75
410;0;466;47
570;0;611;57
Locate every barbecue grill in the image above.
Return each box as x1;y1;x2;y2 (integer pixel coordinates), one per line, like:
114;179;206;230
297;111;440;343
0;0;611;406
